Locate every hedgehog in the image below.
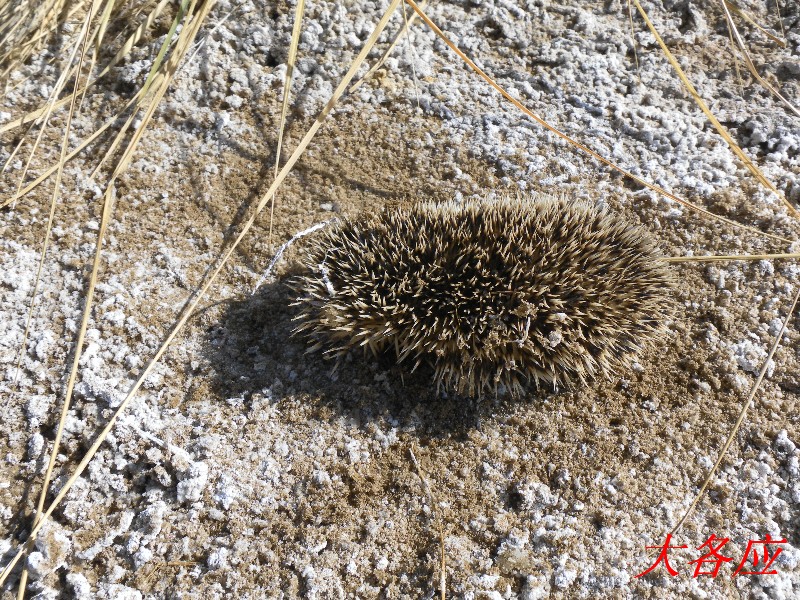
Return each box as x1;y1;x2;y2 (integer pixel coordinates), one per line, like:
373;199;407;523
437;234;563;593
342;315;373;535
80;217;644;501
291;194;674;397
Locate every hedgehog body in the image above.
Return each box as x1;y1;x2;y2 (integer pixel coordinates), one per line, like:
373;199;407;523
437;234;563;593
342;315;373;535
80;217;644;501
292;195;673;396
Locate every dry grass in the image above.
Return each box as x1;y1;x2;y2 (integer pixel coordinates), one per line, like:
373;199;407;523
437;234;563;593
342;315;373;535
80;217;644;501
0;0;797;595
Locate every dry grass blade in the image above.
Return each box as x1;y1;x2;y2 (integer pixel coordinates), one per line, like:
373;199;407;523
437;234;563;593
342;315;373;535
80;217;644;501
92;0;175;85
16;182;111;596
0;2;177;207
185;5;242;66
0;87;71;137
6;0;208;591
1;2;88;80
672;284;800;533
631;0;800;219
719;0;800;119
88;0;204;183
0;0;171;137
400;0;421;108
403;0;791;244
723;4;745;95
771;0;786;39
1;86;148;207
724;0;786;47
86;0;119;89
0;0;403;584
92;0;201;180
665;252;800;263
626;0;640;79
408;447;446;598
13;2;103;596
143;0;193;93
0;0;67;74
7;0;103;384
268;0;306;248
440;521;445;600
349;0;427;93
139;560;197;588
78;0;120;109
0;117;36;174
2;1;99;209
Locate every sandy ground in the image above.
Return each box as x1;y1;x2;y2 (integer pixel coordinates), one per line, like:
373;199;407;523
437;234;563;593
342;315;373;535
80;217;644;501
1;0;800;597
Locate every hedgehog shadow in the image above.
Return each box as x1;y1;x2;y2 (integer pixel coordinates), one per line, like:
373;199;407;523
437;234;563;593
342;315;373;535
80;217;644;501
202;280;543;438
203;283;800;550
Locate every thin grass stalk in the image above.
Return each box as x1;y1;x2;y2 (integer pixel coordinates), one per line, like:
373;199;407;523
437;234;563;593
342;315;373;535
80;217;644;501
672;284;800;532
626;0;640;81
724;0;785;47
79;0;118;108
185;4;242;66
4;1;96;209
268;0;306;248
0;0;67;72
664;252;800;263
724;8;745;96
632;0;800;219
15;2;103;596
8;0;103;388
349;0;427;93
400;0;420;109
772;0;785;39
403;0;791;244
90;0;197;180
408;446;446;599
719;0;799;118
0;0;172;137
1;84;151;207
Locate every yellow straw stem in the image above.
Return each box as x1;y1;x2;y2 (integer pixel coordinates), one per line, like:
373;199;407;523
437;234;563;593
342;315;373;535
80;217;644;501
664;252;800;263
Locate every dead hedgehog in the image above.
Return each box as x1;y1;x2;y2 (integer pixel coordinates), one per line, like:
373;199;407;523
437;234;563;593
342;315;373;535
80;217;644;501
291;194;674;397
